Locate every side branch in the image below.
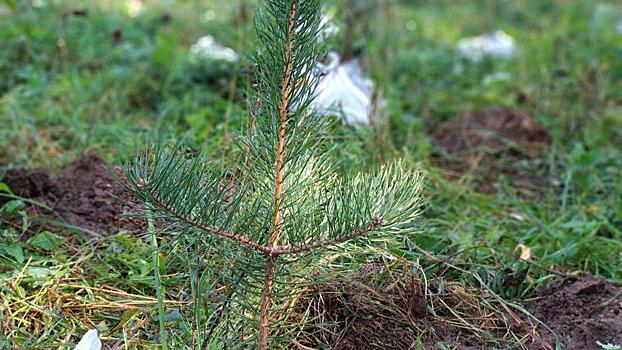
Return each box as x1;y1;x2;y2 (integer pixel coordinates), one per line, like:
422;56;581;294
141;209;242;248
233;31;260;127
145;191;383;258
268;217;384;255
148;192;267;254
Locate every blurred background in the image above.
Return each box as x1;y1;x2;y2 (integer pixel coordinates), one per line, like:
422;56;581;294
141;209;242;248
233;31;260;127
1;0;620;165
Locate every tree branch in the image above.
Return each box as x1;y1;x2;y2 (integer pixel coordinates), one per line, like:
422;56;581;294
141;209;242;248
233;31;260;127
146;187;384;258
268;217;384;255
148;191;267;254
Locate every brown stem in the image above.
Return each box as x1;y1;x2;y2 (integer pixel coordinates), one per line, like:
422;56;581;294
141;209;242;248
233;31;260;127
259;3;298;348
148;193;266;254
257;256;276;350
271;0;297;248
222;20;245;160
368;89;387;165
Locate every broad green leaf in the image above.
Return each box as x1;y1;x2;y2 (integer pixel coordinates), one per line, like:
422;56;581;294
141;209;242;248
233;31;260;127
27;267;54;278
0;199;25;216
0;243;24;263
0;182;12;194
29;231;63;251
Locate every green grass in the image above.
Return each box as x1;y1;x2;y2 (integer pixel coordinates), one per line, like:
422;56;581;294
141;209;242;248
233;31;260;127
1;0;621;348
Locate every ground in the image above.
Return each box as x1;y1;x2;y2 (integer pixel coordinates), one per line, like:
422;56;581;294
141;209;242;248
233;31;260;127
1;0;621;349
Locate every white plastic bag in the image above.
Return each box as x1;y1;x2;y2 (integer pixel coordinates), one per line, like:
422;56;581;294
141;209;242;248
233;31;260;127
125;0;143;17
75;329;102;350
457;30;515;61
189;35;238;63
312;52;375;125
483;72;511;85
592;3;622;33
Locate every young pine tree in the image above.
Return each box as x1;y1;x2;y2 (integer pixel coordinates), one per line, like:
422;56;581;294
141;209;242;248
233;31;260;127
126;0;423;348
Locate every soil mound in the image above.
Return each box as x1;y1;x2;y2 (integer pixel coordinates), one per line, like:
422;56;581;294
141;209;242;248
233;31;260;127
1;151;144;236
525;275;622;350
432;107;551;193
298;263;531;350
2;167;54;199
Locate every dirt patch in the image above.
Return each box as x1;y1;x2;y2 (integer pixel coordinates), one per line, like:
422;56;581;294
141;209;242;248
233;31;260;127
525;274;622;350
431;107;551;194
297;262;536;350
1;151;144;237
297;266;622;349
2;168;54;199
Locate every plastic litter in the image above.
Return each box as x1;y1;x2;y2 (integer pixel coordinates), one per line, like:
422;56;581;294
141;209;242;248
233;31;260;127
457;30;515;61
312;52;377;125
74;329;102;350
592;3;622;33
189;35;238;63
125;0;143;17
483;72;511;85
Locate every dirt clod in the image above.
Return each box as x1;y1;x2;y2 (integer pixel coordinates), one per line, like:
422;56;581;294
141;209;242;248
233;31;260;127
432;107;551;193
1;151;144;237
2;167;53;200
525;274;622;350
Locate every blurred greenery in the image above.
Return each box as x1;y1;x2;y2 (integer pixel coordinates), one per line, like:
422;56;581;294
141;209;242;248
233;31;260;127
0;0;621;348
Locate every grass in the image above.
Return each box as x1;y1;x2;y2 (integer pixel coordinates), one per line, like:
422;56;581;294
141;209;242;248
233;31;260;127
1;0;621;348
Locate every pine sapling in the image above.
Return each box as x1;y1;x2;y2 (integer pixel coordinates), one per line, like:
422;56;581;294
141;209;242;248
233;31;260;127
126;0;424;348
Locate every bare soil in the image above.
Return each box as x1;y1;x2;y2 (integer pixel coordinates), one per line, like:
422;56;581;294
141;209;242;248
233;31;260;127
431;107;551;194
525;274;622;350
299;264;622;350
1;151;144;237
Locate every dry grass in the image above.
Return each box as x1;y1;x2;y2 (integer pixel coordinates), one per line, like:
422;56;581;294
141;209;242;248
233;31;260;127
292;254;552;350
0;256;185;349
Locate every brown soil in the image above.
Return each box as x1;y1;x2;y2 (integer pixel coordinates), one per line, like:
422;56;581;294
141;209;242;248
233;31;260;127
298;263;530;350
525;274;622;350
1;151;144;237
431;107;551;194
